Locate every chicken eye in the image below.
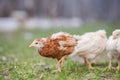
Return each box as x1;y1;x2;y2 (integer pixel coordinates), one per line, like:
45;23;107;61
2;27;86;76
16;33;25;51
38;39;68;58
35;42;38;44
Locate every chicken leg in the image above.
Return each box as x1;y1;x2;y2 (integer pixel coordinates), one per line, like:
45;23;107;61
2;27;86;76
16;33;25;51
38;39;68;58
57;56;67;72
108;59;116;70
108;59;112;69
84;57;93;68
117;61;120;71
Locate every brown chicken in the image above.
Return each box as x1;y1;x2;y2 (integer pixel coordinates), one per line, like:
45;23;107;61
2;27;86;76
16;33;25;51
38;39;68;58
29;32;77;72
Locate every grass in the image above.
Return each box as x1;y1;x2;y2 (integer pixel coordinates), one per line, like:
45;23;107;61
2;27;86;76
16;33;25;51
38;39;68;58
0;23;120;80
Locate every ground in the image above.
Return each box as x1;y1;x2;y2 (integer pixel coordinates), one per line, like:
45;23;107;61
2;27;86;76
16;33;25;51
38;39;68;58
0;23;120;80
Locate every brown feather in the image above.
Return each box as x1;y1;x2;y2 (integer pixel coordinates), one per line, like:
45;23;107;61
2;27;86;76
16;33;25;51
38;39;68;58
38;34;77;60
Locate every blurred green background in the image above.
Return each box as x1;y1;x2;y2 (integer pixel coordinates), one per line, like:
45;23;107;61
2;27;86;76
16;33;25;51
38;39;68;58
0;23;120;80
0;0;120;80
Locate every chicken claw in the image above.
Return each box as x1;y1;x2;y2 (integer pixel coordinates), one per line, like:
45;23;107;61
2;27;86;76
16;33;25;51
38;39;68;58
84;57;93;69
57;56;67;72
116;62;120;71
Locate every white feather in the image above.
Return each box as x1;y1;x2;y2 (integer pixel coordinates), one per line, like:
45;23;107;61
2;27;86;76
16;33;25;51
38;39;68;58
116;38;120;52
106;29;120;61
70;30;107;61
51;32;70;40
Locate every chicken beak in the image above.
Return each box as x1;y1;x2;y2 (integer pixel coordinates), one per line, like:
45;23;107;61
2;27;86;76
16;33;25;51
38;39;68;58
29;44;33;47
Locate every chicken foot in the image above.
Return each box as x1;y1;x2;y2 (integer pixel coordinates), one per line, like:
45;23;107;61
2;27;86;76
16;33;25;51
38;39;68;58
117;61;120;71
108;59;112;69
108;59;115;70
57;56;67;72
84;57;93;68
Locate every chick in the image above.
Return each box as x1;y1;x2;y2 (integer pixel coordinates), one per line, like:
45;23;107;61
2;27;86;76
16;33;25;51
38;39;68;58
29;32;77;72
70;30;107;68
106;29;120;70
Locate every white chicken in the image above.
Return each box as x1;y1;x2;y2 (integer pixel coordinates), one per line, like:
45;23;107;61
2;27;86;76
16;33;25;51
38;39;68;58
106;29;120;70
70;30;107;68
